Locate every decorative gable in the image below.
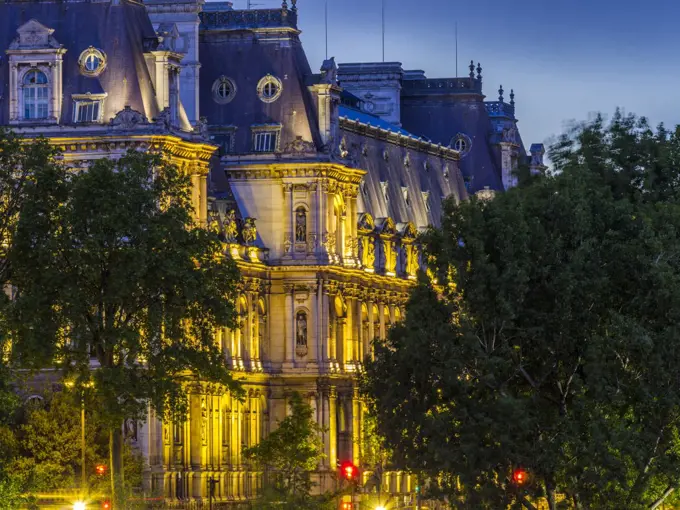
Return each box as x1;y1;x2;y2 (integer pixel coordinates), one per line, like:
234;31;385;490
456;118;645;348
9;19;61;50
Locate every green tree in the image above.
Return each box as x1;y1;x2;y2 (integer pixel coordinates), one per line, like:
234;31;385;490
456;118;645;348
7;149;241;506
0;131;59;510
244;391;332;509
362;111;680;510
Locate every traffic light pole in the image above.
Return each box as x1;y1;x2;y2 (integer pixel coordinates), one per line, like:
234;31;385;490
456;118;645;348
81;391;86;494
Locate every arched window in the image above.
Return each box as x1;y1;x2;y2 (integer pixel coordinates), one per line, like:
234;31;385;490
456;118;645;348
23;70;48;120
295;206;307;243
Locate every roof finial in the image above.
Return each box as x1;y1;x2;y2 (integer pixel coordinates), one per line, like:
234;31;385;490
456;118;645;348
498;85;504;102
510;89;515;107
469;60;475;79
476;62;482;80
282;0;288;10
291;0;297;11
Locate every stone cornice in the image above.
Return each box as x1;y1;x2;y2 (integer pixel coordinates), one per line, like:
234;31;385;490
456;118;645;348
339;117;460;161
225;162;365;185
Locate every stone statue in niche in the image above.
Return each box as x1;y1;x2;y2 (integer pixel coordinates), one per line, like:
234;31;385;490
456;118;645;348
295;311;308;357
224;210;238;243
242;218;257;245
201;397;208;445
295;207;307;243
366;238;376;268
125;419;138;441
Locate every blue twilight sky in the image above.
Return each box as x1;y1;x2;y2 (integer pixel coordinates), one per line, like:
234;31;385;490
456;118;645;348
224;0;679;150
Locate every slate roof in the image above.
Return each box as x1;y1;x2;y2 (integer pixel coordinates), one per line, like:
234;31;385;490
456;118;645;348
0;0;160;125
199;10;321;153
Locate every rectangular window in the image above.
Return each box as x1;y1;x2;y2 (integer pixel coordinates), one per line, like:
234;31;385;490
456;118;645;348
74;100;102;123
213;133;234;156
253;131;278;153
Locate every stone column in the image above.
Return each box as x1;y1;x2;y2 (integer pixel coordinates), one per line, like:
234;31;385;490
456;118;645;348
282;184;293;258
284;285;294;366
329;387;338;468
321;285;330;368
378;302;386;340
352;391;361;465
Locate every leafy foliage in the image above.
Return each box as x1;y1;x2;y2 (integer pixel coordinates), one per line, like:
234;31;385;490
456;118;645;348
363;110;680;510
244;392;329;509
8;148;241;422
5;147;242;503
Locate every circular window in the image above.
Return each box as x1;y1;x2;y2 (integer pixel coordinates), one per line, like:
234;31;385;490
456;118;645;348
212;76;237;104
452;133;472;157
78;47;107;77
257;74;283;103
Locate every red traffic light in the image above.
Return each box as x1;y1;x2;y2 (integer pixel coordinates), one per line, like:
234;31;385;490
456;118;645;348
512;468;527;485
95;464;108;476
339;460;359;481
101;501;111;510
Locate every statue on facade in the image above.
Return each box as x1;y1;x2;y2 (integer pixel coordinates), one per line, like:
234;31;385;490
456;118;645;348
320;57;337;85
224;210;238;243
366;238;376;268
296;311;308;357
125;419;138;441
295;208;307;242
242;217;257;245
296;311;307;347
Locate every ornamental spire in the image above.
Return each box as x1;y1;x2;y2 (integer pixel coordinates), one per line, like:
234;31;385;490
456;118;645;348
498;85;504;102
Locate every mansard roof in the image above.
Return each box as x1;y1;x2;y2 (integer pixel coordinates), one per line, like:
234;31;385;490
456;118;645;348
0;0;161;126
198;4;320;154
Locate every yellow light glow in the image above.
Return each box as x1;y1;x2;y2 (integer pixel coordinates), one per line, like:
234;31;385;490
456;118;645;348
73;502;87;510
376;506;387;510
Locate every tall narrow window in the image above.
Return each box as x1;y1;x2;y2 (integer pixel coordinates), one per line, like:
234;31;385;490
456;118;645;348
23;70;48;120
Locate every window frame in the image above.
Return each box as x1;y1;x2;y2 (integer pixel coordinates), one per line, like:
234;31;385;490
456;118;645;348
72;93;107;124
212;76;237;105
251;125;282;153
21;69;49;121
256;74;283;104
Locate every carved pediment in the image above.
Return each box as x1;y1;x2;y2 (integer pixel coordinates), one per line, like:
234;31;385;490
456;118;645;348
284;136;316;154
156;23;180;51
110;106;148;130
397;221;418;239
375;216;396;236
357;212;375;232
10;19;61;50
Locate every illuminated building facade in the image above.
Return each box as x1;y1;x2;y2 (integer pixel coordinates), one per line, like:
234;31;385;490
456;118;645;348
0;0;547;505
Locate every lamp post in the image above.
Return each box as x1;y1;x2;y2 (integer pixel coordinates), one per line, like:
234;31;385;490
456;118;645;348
66;379;92;496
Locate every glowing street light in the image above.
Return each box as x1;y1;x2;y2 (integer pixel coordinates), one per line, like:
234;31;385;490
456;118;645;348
375;506;386;510
73;502;87;510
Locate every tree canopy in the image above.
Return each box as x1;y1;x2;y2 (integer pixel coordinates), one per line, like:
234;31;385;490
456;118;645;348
4;142;242;504
244;392;332;510
362;111;680;510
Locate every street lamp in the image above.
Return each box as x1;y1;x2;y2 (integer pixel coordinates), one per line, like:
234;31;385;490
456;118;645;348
376;506;386;510
73;502;87;510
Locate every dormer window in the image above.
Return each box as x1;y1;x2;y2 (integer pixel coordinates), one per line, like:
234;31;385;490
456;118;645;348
7;19;67;124
72;93;106;124
257;75;283;104
251;124;281;153
23;70;49;120
78;47;106;77
213;76;237;104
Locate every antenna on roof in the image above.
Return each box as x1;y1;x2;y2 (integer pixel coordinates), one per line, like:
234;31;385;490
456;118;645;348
325;0;329;60
382;0;386;62
455;21;458;77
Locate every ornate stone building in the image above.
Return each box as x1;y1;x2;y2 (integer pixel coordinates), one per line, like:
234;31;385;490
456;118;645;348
0;0;547;507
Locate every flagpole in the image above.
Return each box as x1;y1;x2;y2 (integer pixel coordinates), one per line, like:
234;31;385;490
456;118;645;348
325;0;328;59
455;21;458;77
382;0;385;62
